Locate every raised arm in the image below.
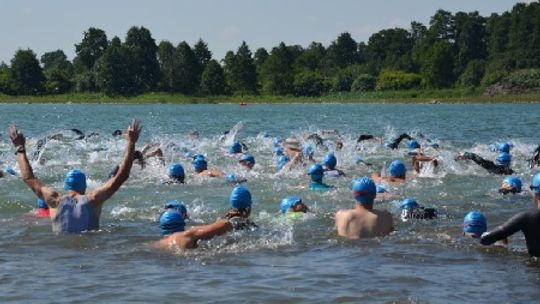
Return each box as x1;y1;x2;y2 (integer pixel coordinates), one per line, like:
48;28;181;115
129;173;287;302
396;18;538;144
9;125;60;208
88;119;142;206
189;219;232;240
480;212;525;246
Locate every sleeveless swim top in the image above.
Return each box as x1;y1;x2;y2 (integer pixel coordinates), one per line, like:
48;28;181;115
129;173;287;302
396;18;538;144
308;182;332;191
228;216;257;231
52;195;99;233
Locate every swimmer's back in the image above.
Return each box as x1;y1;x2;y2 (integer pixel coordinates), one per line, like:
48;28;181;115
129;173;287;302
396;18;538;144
336;209;393;239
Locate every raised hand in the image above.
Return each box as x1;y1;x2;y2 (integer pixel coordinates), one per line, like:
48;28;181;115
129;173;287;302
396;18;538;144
8;124;25;147
125;119;142;143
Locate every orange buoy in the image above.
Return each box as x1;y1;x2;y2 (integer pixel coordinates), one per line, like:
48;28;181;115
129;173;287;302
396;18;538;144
240;102;248;106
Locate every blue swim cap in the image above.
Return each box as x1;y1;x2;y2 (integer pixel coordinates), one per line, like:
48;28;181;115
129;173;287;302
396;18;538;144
274;147;284;156
376;184;386;193
303;145;314;157
503;176;522;192
495;152;511;166
498;143;511;153
408;140;420;150
37;198;48;209
261;131;270;138
280;196;302;213
277;155;290;171
164;200;188;218
230;186;252;209
531;173;540;195
159;209;185;236
463;211;487;236
272;137;283;147
4;167;16;176
239;153;255;166
324;154;337;169
389;160;406;178
308;164;324;182
193;154;205;160
192;158;208;172
64;169;87;192
168;163;185;178
229;141;242;154
400;198;419;210
352;177;377;204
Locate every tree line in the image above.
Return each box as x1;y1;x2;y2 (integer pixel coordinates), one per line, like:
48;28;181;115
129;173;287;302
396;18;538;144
0;2;539;97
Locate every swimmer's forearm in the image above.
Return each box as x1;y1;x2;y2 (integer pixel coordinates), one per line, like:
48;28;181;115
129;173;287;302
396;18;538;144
16;150;36;182
115;141;136;182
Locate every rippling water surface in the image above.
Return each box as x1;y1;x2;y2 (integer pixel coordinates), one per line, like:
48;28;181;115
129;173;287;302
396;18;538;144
1;103;540;303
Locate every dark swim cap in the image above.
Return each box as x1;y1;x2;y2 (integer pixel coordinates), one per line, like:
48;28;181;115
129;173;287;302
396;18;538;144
308;164;324;182
64;169;87;192
168;163;185;178
388;160;406;178
463;211;487;236
280;196;302;213
495;152;511;166
230;186;252;209
352;177;376;204
229;141;242;154
159;209;185;236
324;154;337;169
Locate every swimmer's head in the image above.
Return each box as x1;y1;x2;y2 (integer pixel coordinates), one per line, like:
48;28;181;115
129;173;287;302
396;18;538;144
463;211;487;238
495;152;511;166
193;154;205;160
400;198;419;210
159;209;185;236
352;177;377;204
274;147;284;156
308;164;324;182
37;198;48;209
229;141;242;154
530;173;540;196
277;155;290;171
239;153;255;169
497;143;511;153
388;160;406;178
168;163;185;183
164;200;188;219
230;186;252;209
280;196;307;213
4;167;16;176
192;158;208;172
303;145;314;158
499;176;522;194
272;137;283;147
64;169;87;193
408;140;420;150
112;130;122;137
324;154;337;170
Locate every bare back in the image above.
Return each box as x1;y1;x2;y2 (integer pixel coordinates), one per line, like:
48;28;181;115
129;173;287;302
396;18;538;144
335;206;394;239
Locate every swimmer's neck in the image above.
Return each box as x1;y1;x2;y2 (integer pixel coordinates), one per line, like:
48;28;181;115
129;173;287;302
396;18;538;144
355;203;374;211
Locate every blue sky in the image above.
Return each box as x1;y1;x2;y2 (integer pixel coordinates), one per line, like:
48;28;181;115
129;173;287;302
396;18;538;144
0;0;533;64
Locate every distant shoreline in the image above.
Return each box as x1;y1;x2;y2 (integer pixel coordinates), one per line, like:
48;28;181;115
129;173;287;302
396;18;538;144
1;91;539;104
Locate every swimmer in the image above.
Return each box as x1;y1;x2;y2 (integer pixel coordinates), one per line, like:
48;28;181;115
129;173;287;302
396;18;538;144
228;141;243;155
163;200;189;219
491;143;511;153
153;186;256;250
529;145;540;169
302;145;315;162
8;119;142;233
399;198;437;221
280;196;309;214
499;176;522;194
335;177;394;239
455;152;514;175
307;164;333;191
276;155;291;172
238;153;255;171
304;133;324;147
384;133;413;149
356;134;382;144
34;198;50;218
108;150;144;179
463;211;487;238
192;155;224;177
140;143;165;166
164;163;185;184
323;153;345;177
480;172;540;257
372;160;407;184
0;167;16;178
408;141;438;173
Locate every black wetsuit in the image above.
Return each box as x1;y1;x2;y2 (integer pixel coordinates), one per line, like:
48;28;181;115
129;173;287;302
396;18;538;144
401;207;438;220
387;133;413;149
530;145;540;168
462;152;514;175
481;209;540;257
357;134;375;143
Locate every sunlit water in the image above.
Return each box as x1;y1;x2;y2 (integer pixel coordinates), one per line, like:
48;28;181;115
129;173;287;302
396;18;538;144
1;103;540;303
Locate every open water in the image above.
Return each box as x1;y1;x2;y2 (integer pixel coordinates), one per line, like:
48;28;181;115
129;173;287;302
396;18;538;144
1;103;540;303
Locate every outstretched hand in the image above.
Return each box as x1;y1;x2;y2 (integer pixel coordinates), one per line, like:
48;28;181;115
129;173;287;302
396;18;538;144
8;124;25;147
125;119;142;143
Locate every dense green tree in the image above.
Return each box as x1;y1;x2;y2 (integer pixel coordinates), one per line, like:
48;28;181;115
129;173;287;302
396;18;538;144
293;71;329;96
200;59;228;95
157;40;177;92
366;28;414;72
124;26;160;93
254;47;269;68
508;2;540;68
259;42;294;95
74;27;108;70
376;70;422;90
224;41;258;95
193;39;213;86
9;49;44;95
428;9;455;42
0;63;11;94
294;42;326;73
351;74;376;92
421;41;455;88
458;59;485;87
175;41;199;94
95;37;136;96
453;11;487;75
41;50;73;94
326;32;359;69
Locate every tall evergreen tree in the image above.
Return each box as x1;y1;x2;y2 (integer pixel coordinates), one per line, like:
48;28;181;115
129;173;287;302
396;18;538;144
224;41;258;95
9;49;45;95
421;41;455;88
259;42;294;95
200;59;227;95
74;27;108;70
95;37;136;96
175;41;199;94
124;26;160;93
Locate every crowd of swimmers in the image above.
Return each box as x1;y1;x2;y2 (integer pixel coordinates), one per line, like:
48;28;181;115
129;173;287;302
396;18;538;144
3;120;540;257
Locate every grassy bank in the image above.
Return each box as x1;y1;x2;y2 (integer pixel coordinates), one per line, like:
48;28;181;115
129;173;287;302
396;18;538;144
1;89;539;104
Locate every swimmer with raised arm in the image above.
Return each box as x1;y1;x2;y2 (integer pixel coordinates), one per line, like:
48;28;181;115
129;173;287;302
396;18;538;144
9;119;142;233
407;140;438;174
335;177;394;239
455;152;514;175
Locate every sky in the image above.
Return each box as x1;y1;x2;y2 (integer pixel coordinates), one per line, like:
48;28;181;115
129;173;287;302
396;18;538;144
0;0;535;64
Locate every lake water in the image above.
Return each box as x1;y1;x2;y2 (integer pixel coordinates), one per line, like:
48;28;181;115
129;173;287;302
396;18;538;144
1;103;540;303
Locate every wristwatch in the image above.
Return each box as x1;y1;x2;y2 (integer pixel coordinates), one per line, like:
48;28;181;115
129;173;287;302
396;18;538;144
15;145;25;154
